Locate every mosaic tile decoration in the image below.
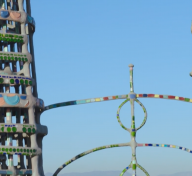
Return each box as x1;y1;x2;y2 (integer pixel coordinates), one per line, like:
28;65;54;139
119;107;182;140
44;94;128;111
0;9;35;27
0;123;36;134
0;169;32;175
136;94;192;103
0;52;29;62
0;146;40;156
120;165;131;176
53;143;130;176
137;143;192;154
51;64;192;176
0;75;33;86
0;33;24;43
137;164;149;176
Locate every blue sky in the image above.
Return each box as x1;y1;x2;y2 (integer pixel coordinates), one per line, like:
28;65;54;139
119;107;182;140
30;1;192;175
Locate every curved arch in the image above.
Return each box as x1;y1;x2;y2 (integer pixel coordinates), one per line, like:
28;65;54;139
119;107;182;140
119;164;131;176
44;94;128;112
43;93;192;112
53;142;130;176
117;99;130;132
137;143;192;154
136;94;192;103
137;163;150;176
134;99;147;131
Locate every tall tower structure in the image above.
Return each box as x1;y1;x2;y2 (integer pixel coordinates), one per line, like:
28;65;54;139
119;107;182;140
0;0;47;176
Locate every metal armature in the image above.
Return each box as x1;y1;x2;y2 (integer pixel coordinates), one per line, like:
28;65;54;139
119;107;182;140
44;64;192;176
0;1;189;176
0;0;46;176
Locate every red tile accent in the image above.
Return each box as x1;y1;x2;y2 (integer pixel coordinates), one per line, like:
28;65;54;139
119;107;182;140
148;94;155;97
139;94;143;97
103;97;108;100
168;96;175;99
159;95;163;98
112;96;116;99
179;97;184;100
145;144;148;146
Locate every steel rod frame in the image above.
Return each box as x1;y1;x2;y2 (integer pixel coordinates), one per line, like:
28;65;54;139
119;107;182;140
44;64;192;176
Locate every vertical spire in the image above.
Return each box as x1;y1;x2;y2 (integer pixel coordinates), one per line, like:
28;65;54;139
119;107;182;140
129;64;134;92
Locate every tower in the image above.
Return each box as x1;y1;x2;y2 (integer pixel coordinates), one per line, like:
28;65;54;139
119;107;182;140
0;0;47;176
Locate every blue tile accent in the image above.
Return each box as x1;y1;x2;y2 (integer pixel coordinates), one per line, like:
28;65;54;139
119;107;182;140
156;144;159;146
129;94;136;99
1;11;9;18
61;103;66;106
143;94;147;97
7;171;13;175
80;100;86;104
148;144;152;146
4;95;20;106
126;167;129;169
20;96;27;100
179;147;182;149
70;101;76;105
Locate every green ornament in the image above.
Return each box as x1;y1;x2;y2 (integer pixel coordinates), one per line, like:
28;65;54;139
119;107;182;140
32;128;36;133
12;127;17;132
20;79;24;84
10;79;14;84
28;128;31;133
22;127;26;132
7;127;11;132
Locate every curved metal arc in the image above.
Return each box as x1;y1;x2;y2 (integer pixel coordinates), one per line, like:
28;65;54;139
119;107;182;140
135;99;147;131
137;143;192;154
136;94;192;103
53;142;130;176
119;164;131;176
43;93;192;112
137;163;150;176
44;94;128;112
117;99;131;132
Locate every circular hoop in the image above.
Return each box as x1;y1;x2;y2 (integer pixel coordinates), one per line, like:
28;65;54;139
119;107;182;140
117;98;147;132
